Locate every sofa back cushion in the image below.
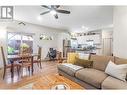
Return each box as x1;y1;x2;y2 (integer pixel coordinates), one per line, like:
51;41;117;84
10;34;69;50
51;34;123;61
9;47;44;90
114;57;127;81
115;57;127;65
90;55;114;71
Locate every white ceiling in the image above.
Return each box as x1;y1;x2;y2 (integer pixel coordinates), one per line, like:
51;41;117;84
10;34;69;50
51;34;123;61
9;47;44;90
14;6;113;32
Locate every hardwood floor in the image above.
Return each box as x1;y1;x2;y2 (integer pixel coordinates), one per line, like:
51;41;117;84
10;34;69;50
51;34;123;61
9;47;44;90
0;61;58;89
32;74;84;89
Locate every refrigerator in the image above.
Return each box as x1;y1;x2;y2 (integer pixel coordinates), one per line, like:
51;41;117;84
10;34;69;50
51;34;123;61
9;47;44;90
63;39;71;58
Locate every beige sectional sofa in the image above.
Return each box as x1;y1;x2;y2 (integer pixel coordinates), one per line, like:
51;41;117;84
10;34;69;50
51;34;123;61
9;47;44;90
57;55;127;89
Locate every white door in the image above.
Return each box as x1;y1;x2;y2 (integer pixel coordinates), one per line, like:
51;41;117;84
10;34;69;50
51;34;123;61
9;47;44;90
102;38;113;56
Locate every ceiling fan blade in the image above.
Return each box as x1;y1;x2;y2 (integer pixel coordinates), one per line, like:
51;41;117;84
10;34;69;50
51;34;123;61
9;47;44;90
54;14;58;19
56;10;70;14
41;5;51;9
40;11;50;15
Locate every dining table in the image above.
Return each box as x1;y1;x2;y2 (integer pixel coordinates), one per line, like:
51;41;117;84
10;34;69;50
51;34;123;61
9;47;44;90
7;53;39;78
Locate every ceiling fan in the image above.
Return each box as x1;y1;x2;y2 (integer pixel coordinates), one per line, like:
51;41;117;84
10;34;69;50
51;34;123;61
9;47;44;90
18;22;26;26
40;5;71;19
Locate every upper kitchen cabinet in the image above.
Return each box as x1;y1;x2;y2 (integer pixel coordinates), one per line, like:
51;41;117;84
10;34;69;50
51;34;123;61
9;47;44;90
77;34;101;44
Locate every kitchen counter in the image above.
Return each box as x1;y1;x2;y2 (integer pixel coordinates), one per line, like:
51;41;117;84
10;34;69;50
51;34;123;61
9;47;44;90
74;48;102;54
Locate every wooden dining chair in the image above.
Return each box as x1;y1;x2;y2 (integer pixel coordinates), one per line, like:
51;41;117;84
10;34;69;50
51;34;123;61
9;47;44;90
19;47;31;63
18;54;32;76
17;46;32;76
1;46;20;79
33;47;42;69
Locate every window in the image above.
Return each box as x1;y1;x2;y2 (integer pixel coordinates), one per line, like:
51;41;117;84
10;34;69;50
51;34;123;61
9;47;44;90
7;32;33;55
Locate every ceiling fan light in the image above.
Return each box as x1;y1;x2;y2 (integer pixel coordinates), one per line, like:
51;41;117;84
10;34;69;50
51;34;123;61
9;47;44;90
50;10;57;15
37;16;42;21
82;25;89;30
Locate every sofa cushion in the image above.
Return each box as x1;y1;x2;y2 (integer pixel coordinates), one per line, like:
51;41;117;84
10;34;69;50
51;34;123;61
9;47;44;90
74;57;93;68
57;63;83;77
102;76;127;89
90;55;114;71
75;68;108;88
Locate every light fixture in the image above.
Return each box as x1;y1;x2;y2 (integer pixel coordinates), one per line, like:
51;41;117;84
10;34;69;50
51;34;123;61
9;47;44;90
37;16;42;21
50;10;57;15
82;25;89;31
82;26;85;29
85;27;89;30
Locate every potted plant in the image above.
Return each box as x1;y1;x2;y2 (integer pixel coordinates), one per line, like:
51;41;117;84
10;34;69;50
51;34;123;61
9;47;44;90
20;43;30;54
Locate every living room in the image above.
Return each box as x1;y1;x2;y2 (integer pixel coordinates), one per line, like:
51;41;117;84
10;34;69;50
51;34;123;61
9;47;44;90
0;3;127;93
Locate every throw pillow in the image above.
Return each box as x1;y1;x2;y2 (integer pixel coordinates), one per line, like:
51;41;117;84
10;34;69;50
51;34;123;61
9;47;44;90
105;61;127;82
74;57;93;68
67;53;79;64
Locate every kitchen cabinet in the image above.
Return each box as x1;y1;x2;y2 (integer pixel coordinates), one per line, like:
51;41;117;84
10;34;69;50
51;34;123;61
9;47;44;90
77;34;101;44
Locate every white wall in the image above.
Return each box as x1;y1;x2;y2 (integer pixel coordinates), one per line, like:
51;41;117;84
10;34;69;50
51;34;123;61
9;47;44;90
113;7;127;58
0;21;70;67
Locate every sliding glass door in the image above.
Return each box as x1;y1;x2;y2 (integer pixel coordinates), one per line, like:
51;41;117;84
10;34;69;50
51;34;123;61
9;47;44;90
7;32;33;55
